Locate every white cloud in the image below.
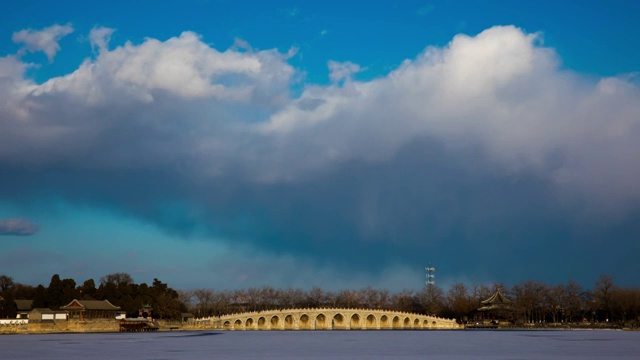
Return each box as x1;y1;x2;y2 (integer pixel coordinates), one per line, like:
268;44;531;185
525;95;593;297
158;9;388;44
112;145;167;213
0;30;296;174
12;24;74;62
2;25;640;211
89;26;115;53
261;26;640;209
41;31;294;102
328;60;362;83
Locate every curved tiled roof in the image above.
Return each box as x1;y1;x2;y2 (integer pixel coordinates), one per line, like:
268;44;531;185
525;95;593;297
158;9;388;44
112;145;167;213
481;288;511;305
478;288;512;311
61;299;120;310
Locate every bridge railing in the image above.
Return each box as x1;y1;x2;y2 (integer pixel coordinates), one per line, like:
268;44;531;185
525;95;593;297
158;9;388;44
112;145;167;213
209;307;456;322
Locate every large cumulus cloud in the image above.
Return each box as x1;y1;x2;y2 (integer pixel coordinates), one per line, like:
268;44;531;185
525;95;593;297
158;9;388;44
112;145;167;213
263;27;640;209
1;25;639;286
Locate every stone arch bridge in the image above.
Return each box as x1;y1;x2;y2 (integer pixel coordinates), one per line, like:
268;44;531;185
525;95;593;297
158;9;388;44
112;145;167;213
212;308;459;330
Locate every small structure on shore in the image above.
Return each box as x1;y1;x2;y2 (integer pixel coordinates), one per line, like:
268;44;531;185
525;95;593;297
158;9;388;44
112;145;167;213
118;303;159;332
28;308;68;322
139;303;153;319
118;318;159;332
181;312;194;322
61;299;120;320
14;299;34;319
471;287;514;326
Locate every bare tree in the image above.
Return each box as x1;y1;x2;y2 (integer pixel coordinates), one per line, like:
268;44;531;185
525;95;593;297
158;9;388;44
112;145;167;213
562;281;585;323
391;289;415;312
593;274;615;322
306;287;325;308
0;275;14;292
416;285;444;316
359;287;390;309
610;287;640;324
336;289;362;308
446;283;475;320
512;280;547;323
471;284;493;304
213;290;233;316
543;285;564;323
259;286;278;310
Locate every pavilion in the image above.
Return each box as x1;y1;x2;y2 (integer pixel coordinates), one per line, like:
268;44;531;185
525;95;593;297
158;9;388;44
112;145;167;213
473;288;514;324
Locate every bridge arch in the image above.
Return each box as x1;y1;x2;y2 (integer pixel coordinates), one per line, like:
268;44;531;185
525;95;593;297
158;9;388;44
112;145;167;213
246;318;255;329
332;313;346;330
403;317;411;328
350;314;362;329
270;315;281;330
223;320;232;330
366;314;376;329
284;315;295;330
380;315;390;329
315;314;327;330
299;314;311;330
413;318;420;328
258;316;267;330
392;316;401;329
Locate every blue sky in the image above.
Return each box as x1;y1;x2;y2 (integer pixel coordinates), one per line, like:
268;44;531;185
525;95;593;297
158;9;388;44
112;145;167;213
1;1;639;291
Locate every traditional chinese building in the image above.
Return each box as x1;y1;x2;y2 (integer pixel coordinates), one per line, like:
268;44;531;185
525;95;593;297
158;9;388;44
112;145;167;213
14;299;33;319
61;299;120;320
474;287;514;324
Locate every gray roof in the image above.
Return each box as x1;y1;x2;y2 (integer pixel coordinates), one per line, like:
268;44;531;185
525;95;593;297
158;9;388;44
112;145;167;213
14;299;34;311
29;308;67;314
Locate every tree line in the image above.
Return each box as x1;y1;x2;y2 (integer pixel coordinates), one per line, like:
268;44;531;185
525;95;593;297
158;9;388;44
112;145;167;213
2;273;639;327
179;274;640;327
0;273;186;319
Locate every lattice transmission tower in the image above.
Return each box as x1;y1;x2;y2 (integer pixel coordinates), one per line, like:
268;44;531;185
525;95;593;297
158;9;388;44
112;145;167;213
425;264;435;286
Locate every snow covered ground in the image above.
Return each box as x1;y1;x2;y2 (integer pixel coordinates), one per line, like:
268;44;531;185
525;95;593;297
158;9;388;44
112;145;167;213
1;330;639;359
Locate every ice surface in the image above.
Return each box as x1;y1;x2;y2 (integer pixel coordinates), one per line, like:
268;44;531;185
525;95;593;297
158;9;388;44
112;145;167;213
1;330;639;359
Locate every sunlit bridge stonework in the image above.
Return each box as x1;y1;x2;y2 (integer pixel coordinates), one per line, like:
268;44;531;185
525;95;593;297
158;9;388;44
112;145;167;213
212;308;460;330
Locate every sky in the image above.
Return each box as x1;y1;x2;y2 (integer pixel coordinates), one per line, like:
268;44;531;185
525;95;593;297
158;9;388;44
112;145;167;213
1;0;639;292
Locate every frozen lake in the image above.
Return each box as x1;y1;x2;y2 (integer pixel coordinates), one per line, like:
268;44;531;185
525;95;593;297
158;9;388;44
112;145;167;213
1;330;639;359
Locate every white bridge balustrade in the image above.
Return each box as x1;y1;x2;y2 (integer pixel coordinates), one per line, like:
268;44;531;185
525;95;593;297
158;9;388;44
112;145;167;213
209;308;460;330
